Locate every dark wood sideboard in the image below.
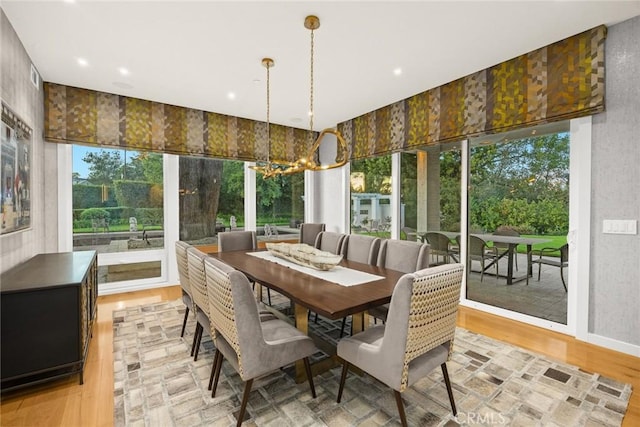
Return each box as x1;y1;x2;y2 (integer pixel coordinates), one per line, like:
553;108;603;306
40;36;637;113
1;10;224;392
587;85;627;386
1;251;98;391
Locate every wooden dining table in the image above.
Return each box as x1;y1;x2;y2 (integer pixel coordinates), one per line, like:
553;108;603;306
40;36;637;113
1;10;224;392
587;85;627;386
209;249;407;382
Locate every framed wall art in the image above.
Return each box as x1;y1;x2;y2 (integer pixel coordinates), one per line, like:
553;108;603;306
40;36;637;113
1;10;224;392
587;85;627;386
1;100;32;234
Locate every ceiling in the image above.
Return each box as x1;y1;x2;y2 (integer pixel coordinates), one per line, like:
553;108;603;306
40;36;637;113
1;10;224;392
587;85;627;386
3;1;640;131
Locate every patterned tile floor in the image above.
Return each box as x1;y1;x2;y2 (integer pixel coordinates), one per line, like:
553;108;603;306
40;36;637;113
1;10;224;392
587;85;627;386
113;300;630;427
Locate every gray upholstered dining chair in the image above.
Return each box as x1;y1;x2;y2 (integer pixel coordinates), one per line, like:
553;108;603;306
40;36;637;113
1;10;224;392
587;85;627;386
175;241;195;338
218;230;271;305
314;231;346;254
338;234;382;336
308;231;347;323
299;223;326;246
204;256;318;426
341;234;381;265
187;247;277;361
337;263;464;427
218;230;258;252
368;239;431;322
186;247;212;361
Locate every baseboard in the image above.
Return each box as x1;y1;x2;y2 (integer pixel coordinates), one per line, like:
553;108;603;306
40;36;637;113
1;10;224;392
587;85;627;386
98;280;176;296
584;332;640;357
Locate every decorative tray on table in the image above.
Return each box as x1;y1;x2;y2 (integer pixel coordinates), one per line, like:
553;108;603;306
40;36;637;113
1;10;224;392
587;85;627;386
265;242;343;271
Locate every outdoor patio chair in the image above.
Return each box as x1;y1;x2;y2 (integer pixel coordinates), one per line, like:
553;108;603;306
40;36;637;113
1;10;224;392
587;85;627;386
367;219;381;235
337;263;464;427
423;231;455;265
529;243;568;291
459;235;499;282
204;256;317;426
401;226;417;241
368;239;431;323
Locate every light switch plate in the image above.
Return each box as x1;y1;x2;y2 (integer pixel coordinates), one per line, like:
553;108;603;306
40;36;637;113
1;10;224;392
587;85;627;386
603;219;637;235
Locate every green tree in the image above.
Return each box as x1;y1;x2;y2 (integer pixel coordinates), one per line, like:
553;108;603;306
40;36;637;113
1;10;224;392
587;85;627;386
219;161;245;216
469;133;569;234
179;156;223;240
83;150;122;185
351;156;392;194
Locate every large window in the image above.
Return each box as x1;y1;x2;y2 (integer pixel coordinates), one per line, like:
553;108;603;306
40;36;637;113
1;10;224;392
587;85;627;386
72;145;164;284
349;155;392;237
179;157;244;245
400;145;462;266
255;172;304;241
467;123;570;324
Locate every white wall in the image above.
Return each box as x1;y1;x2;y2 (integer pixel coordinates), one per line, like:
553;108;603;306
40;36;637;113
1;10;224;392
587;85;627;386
0;10;53;273
589;15;640;352
316;131;349;233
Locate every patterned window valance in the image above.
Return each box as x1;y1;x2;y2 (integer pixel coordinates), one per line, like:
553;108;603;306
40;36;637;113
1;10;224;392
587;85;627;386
338;25;607;159
43;82;315;163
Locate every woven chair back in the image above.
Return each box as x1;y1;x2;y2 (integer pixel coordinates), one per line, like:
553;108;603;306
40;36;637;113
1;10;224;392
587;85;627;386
204;258;245;376
400;263;464;391
186;247;209;317
175;241;192;295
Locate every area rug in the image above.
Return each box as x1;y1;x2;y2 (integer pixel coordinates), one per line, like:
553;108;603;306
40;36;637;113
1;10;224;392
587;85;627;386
113;300;632;426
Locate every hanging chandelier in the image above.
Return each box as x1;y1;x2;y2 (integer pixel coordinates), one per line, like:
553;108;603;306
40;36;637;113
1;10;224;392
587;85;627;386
248;58;297;178
252;15;349;179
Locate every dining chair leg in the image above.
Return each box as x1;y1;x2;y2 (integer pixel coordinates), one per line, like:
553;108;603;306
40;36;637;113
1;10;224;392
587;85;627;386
212;350;224;397
193;324;203;361
441;363;457;416
191;323;201;356
560;267;567;292
337;361;350;403
237;379;254;427
180;306;190;337
267;287;272;306
302;357;316;398
394;390;408;427
208;349;221;390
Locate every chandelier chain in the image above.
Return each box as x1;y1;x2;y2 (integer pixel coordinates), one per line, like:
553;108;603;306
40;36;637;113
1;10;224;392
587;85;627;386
266;60;271;161
309;28;315;134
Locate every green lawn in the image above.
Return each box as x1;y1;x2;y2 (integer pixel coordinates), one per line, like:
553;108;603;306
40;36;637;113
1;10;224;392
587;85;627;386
73;225;163;233
521;234;566;256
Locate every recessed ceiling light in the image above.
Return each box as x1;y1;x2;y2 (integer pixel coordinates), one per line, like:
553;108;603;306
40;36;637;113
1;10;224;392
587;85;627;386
393;67;402;76
118;67;130;76
64;0;76;3
77;58;88;67
253;79;261;84
227;92;236;100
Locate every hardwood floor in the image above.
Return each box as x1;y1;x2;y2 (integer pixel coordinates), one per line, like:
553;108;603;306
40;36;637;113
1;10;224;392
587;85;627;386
1;286;638;426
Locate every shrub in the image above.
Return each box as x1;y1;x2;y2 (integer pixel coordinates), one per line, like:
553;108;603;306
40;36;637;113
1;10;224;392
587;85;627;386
79;208;110;220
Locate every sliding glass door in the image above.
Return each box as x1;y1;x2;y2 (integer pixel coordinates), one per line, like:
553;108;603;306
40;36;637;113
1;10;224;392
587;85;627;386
466;122;570;325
